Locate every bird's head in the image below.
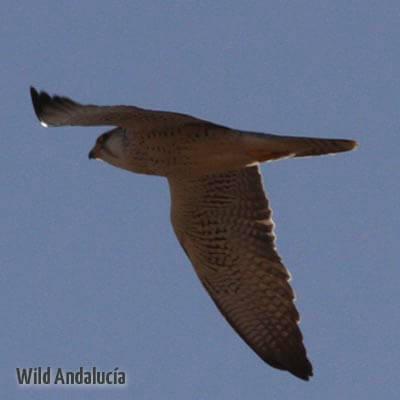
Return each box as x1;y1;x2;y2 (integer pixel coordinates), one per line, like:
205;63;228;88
88;128;127;170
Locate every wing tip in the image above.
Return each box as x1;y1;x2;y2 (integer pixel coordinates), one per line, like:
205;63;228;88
289;359;313;381
30;86;51;126
343;139;359;152
266;353;313;381
30;86;78;127
286;345;314;381
30;86;42;122
260;336;313;381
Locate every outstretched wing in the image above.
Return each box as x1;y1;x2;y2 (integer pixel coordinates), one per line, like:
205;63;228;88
169;165;312;380
30;87;216;130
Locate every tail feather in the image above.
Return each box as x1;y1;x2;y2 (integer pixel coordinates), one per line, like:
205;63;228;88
244;132;358;163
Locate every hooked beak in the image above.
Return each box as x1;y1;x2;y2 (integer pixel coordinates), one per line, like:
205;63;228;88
88;145;98;160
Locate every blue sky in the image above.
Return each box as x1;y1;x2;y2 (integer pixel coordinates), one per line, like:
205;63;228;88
2;1;399;398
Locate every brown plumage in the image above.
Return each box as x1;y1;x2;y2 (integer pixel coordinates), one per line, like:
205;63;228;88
30;87;358;380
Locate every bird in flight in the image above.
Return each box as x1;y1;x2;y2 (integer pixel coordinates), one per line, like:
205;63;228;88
30;87;357;380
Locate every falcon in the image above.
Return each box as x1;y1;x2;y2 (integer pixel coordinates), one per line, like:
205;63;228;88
30;87;357;380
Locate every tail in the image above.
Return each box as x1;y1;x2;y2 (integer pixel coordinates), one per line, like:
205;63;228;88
243;132;358;162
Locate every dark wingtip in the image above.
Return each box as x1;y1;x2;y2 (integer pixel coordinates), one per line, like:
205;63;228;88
290;359;313;381
348;140;359;151
30;86;50;125
338;139;358;152
30;86;40;119
30;86;60;127
293;368;313;381
264;348;313;381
